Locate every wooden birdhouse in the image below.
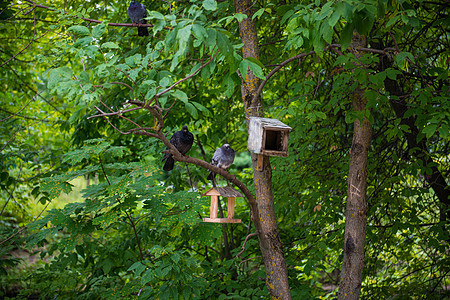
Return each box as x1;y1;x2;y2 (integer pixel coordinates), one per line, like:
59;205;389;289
248;117;292;156
202;187;242;223
248;117;292;170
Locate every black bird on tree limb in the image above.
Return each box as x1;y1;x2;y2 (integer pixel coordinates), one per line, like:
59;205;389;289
162;125;194;171
128;0;149;37
207;144;235;182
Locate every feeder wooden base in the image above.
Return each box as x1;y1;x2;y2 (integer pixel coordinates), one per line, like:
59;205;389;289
203;218;242;223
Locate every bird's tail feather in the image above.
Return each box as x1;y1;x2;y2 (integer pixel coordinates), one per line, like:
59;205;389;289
138;27;149;36
207;171;215;181
163;157;175;171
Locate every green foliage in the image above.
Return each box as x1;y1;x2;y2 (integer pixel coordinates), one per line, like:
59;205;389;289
1;0;449;299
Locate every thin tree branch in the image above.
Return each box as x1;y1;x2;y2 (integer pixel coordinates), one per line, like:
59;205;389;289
252;44;396;104
236;232;258;258
2;62;66;116
99;155;144;261
88;105;143;119
23;0;169;29
156;47;219;98
0;29;51;68
251;44;340;104
156;129;257;208
238;255;262;269
0;201;51;246
0;168;21;217
1;129;21;152
111;81;134;91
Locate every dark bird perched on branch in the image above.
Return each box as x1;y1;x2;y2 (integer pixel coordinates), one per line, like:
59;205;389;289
162;125;194;171
207;144;235;181
128;0;149;36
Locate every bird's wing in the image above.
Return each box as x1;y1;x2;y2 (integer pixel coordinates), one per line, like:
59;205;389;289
210;148;222;166
169;132;182;148
141;3;147;17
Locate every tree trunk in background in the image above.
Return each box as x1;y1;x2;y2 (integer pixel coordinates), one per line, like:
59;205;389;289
338;32;372;300
385;79;450;223
234;1;291;299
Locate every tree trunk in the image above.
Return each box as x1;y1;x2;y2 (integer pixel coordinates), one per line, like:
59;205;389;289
338;32;372;300
385;79;450;223
234;1;291;299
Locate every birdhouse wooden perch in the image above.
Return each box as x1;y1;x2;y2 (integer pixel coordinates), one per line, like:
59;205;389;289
202;187;242;223
248;117;292;171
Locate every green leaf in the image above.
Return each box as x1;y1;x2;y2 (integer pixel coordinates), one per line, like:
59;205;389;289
192;101;211;116
239;60;249;79
386;15;400;27
191;223;222;243
63;141;110;164
340;22;354;50
159;77;171;87
78;71;90;83
386;68;402;80
101;42;120;50
286;17;299;33
102;259;113;274
313;28;325;53
172;90;188;103
422;124;437;139
224;75;236;97
354;12;374;36
141;269;154;285
217;31;234;65
185;102;198;119
92;23;106;38
25;227;59;248
129;262;147;277
145;87;156;100
234;13;247;23
245;56;264;69
252;8;265;20
203;0;217;11
315;111;327;120
93;210;120;228
436;69;448;80
177;24;192;47
369;72;386;87
328;3;343;27
147;10;165;20
281;10;294;25
125;54;142;67
171;252;181;264
206;28;217;48
395;52;415;67
438;124;449;139
41;176;73;200
192;24;208;41
317;1;333;20
246;58;265;80
320;22;333;44
48;67;73;90
68;25;90;36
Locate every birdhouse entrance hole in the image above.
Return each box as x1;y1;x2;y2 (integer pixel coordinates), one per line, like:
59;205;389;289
264;128;284;151
202;187;242;224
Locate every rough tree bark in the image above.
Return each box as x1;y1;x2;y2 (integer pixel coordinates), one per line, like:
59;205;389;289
338;31;372;300
234;1;292;299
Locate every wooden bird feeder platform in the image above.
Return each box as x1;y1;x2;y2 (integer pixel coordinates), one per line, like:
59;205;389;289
202;187;242;223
